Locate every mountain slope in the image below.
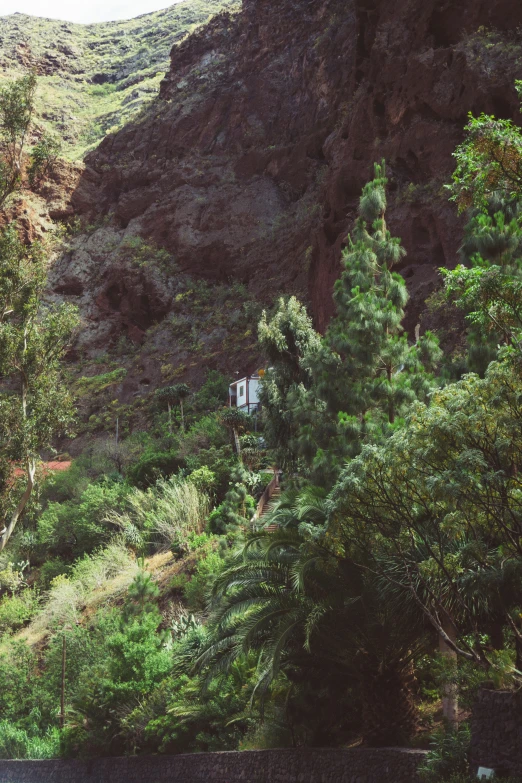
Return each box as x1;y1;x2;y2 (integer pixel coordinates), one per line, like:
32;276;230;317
0;0;240;159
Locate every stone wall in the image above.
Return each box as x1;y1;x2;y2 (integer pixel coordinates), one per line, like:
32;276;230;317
0;747;427;783
471;689;522;778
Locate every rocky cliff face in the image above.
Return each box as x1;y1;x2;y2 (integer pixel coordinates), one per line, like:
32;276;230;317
6;0;522;442
69;0;522;337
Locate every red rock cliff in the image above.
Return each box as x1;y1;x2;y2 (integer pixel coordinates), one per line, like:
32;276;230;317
69;0;522;338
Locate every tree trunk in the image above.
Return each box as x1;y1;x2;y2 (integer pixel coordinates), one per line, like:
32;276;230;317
440;617;459;725
60;633;66;729
387;365;395;424
0;457;36;552
516;637;522;674
0;372;36;552
360;657;419;746
233;427;242;459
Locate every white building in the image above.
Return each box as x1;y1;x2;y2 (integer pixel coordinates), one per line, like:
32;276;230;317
229;373;262;413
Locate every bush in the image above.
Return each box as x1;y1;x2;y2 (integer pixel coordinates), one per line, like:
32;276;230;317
36;479;131;560
194;370;230;411
0;720;60;759
34;542;137;631
0;589;39;635
126;448;184;489
179;414;229;456
185;445;236;503
168;572;189;592
37;558;70;590
108;477;209;555
184;546;225;612
28;132;61;187
419;724;471;783
187;466;216;493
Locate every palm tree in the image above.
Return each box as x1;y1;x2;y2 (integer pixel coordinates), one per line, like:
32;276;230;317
156;383;191;433
198;507;426;746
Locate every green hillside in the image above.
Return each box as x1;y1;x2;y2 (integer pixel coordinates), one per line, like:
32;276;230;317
0;0;239;159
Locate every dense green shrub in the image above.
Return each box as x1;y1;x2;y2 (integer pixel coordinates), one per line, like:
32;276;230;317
36;480;131;559
0;721;59;759
184;546;225;611
107;477;209;555
37;558;70;590
185;445;236;502
194;370;230;411
0;589;39;635
418;725;471;783
126;449;184;488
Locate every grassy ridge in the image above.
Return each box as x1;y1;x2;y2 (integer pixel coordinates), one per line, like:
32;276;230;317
0;0;240;159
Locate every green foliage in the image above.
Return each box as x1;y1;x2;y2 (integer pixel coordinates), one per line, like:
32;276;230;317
180;413;229;455
62;608;171;757
0;225;79;551
194;370;230;411
184;546;226;612
40;461;90;504
122;569;160;621
76;368;127;395
36;479;131;559
185;444;236;503
156;383;191;432
259;163;440;483
0;588;39;635
219;407;251;434
450;84;522;211
126;448;184;488
156;383;191;405
419;725;471;783
329;357;522;671
0;721;59;759
106;476;209;555
0;73;36;203
258;296;321;471
36;557;70;590
443;195;522;367
28;131;61;187
316;160;440;472
207;464;256;534
188;465;216;493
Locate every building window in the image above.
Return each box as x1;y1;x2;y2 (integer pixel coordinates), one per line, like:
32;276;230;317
239;385;244;397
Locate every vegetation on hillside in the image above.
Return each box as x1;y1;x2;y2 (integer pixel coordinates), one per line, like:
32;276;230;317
1;40;522;783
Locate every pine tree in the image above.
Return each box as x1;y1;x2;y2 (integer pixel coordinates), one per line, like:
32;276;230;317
258;297;321;472
443;194;522;372
323;160;440;439
122;569;160;622
208;464;254;534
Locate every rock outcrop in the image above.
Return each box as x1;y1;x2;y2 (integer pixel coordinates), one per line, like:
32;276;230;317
4;0;522;440
71;0;522;337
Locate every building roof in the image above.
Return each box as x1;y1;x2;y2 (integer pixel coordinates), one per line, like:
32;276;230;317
12;461;72;478
229;374;260;390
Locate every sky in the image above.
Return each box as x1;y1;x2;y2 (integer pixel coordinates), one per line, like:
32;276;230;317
0;0;183;23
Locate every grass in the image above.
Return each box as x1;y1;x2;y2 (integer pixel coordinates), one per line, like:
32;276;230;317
0;0;241;160
106;477;210;553
9;544;188;649
31;540;138;633
76;367;127;395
